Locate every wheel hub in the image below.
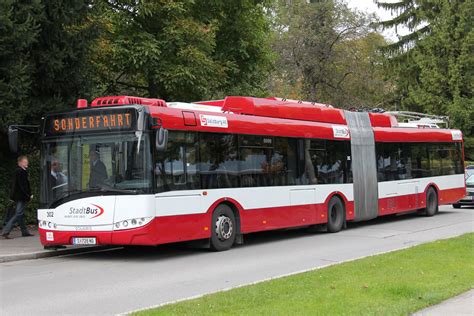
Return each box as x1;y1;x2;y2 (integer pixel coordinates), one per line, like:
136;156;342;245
215;215;233;241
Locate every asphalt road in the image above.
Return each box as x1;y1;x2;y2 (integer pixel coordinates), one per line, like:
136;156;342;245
1;205;473;315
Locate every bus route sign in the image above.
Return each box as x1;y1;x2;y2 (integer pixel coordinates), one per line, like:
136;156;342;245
43;108;137;136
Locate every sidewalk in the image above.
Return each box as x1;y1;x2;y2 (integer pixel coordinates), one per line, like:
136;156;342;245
0;226;108;263
413;289;474;316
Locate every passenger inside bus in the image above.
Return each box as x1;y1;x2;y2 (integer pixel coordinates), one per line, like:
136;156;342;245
89;148;108;188
49;159;67;199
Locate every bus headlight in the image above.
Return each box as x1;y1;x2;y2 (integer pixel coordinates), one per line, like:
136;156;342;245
39;220;57;230
113;217;153;231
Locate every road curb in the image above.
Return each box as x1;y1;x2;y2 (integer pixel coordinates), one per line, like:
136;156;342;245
0;246;112;263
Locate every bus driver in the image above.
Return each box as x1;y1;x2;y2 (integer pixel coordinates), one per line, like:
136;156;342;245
89;148;108;188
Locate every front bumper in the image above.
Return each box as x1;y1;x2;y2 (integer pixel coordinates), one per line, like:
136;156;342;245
38;220;158;246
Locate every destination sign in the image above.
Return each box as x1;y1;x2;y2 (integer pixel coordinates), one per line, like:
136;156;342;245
44;108;137;136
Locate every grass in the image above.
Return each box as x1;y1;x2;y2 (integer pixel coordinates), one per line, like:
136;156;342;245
136;233;474;316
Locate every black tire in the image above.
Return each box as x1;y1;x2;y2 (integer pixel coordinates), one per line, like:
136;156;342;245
423;187;438;217
210;204;237;251
327;197;345;233
452;204;461;209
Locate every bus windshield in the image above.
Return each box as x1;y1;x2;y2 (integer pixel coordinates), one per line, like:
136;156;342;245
40;132;152;207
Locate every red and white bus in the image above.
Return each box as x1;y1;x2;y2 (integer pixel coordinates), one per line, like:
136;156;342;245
36;96;466;251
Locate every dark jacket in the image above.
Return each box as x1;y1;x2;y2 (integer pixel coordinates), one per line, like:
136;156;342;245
89;160;108;188
49;172;66;200
10;167;31;202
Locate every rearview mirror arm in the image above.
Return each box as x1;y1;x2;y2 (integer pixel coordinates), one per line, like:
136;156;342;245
9;125;40;134
8;125;40;153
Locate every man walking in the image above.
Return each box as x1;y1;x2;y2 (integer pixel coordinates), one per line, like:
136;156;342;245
2;155;34;239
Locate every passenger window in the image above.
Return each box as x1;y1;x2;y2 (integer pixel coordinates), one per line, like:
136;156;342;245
428;144;442;177
239;135;274;187
325;141;347;184
200;133;239;189
274;137;298;185
410;144;430;178
155;132;199;192
376;141;464;181
438;145;453;175
453;143;464;174
397;143;411;180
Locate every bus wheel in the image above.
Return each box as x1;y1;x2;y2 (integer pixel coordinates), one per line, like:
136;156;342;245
423;187;438;217
327;197;345;233
452;204;461;209
210;204;236;251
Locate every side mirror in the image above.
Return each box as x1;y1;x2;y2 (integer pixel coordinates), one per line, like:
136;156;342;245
8;126;19;153
155;127;168;152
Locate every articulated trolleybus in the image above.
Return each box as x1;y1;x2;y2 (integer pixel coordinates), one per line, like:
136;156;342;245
37;96;466;251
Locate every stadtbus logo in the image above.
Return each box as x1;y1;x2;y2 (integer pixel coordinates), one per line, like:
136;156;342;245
199;114;228;128
332;126;350;139
67;204;104;219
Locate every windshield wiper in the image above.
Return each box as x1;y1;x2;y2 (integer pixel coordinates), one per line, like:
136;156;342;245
89;187;140;194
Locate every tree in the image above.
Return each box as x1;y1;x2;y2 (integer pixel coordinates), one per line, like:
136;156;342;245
0;0;102;221
97;0;273;101
0;0;101;134
333;32;397;109
377;0;474;160
269;0;394;109
375;0;436;54
0;0;42;132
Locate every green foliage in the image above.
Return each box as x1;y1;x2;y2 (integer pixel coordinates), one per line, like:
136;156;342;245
0;0;101;133
0;0;102;223
269;0;395;108
334;32;397;109
98;0;273;101
378;0;474;160
410;1;473;142
0;0;42;130
375;0;436;54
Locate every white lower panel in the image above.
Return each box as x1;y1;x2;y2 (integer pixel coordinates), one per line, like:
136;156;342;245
378;174;465;199
155;183;354;216
155;193;202;216
37;175;464;223
290;188;315;206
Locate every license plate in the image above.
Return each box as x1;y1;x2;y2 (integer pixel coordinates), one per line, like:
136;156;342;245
72;237;97;245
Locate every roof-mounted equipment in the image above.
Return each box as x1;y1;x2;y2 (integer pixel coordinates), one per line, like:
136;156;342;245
88;96;167;108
